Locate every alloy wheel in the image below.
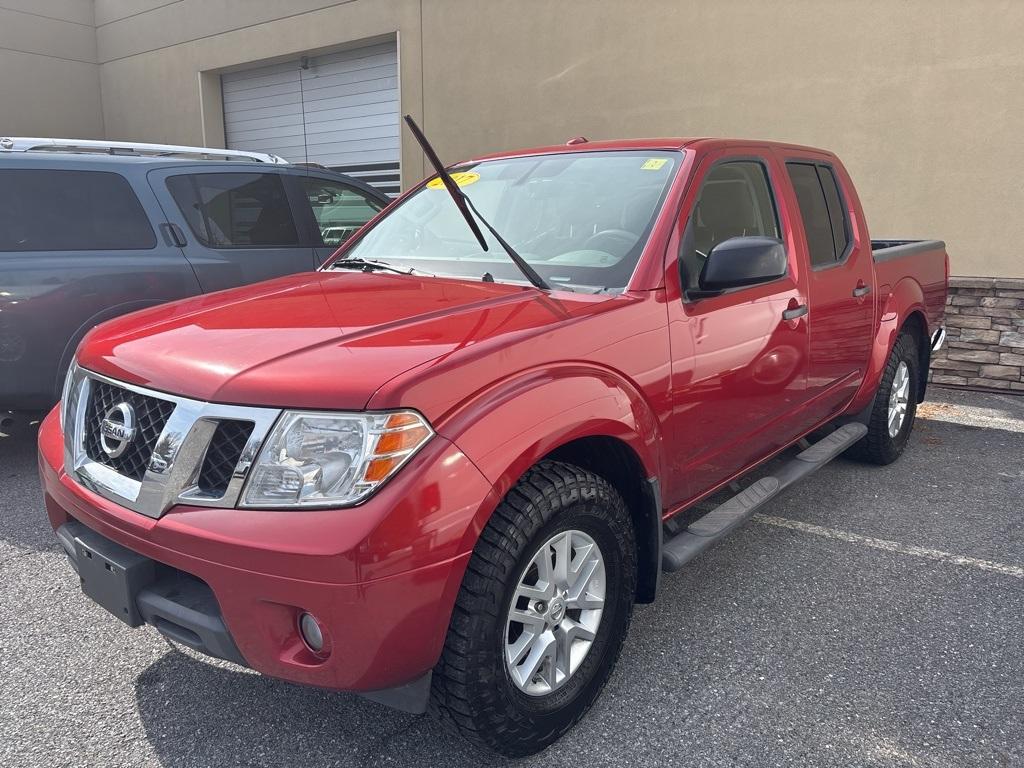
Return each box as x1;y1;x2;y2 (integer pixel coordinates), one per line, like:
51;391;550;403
504;529;606;696
888;360;910;437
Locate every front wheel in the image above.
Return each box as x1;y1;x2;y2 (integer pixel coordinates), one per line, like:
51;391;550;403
848;332;919;464
430;461;636;757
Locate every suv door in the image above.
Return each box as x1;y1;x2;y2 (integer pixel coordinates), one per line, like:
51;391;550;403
148;167;317;292
0;164;200;409
291;173;387;265
781;154;874;416
662;149;810;507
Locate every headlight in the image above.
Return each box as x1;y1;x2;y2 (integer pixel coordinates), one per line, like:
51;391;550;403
60;361;78;431
240;410;433;508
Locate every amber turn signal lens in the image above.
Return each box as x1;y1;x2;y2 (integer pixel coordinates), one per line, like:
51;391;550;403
385;413;422;429
363;456;401;483
374;425;431;455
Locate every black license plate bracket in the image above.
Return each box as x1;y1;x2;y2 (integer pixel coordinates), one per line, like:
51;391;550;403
75;533;156;627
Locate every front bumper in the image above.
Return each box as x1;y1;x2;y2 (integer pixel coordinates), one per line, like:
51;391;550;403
38;407;496;707
56;520;247;666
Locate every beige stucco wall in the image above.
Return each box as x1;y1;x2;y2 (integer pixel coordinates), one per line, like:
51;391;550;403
0;0;104;138
95;0;427;181
417;0;1024;281
18;0;1024;278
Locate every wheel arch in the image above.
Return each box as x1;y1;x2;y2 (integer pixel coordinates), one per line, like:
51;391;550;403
545;436;662;604
899;309;931;403
440;365;665;604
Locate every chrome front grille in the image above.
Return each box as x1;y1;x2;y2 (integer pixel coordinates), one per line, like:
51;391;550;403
63;365;281;518
83;380;176;481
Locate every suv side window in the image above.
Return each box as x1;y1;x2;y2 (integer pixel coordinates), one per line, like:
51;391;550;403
298;177;384;247
166;173;299;248
786;162;850;267
682;160;779;290
0;169;155;252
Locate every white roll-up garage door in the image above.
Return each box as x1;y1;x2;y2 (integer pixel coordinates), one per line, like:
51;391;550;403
221;40;400;195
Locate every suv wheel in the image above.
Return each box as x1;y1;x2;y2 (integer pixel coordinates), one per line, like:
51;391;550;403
849;332;919;465
430;460;636;756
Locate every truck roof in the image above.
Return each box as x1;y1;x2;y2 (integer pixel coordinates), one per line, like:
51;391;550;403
468;136;835;163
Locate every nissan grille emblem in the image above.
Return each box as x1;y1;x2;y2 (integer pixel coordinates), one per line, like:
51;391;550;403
99;403;137;458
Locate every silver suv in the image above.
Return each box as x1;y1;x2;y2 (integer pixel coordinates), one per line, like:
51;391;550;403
0;139;388;410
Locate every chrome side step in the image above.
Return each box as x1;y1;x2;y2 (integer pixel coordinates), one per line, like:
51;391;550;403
661;423;868;572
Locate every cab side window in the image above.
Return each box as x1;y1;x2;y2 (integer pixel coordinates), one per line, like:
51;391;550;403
682;161;779;290
786;162;850;267
817;165;850;259
298;177;384;247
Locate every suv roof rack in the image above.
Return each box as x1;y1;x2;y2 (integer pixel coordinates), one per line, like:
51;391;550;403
0;137;289;164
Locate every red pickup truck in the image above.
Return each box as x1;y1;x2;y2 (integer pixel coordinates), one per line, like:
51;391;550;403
38;135;947;756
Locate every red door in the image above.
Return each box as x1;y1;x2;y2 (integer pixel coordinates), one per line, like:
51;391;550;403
662;147;811;509
777;151;874;418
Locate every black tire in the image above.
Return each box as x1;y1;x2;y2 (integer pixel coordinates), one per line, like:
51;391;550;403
848;332;919;465
430;460;637;757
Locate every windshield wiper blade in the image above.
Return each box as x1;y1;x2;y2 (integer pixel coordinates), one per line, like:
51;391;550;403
461;192;556;291
403;115;551;292
329;259;415;276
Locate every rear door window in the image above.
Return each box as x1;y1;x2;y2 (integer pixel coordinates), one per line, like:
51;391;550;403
786;162;850;267
298;177;384;247
0;169;155;251
816;165;850;259
166;173;300;247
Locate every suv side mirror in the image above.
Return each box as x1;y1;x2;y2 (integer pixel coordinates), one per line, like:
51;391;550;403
697;236;787;294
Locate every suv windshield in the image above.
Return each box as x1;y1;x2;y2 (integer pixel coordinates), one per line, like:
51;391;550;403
330;150;681;292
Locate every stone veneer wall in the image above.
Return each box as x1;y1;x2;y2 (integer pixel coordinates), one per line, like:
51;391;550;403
929;277;1024;392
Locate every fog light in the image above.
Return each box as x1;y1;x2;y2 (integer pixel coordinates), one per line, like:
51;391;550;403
299;612;324;653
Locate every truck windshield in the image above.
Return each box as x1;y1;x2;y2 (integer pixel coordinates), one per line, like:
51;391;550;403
331;150;681;292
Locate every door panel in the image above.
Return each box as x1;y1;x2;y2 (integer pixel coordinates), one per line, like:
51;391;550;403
782;157;874;417
662;149;810;508
148;167;319;293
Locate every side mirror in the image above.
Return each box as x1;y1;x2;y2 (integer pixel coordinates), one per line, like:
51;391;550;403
698;236;787;293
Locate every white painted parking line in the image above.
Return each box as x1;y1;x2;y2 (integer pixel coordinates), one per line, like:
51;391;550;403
754;513;1024;579
917;398;1024;433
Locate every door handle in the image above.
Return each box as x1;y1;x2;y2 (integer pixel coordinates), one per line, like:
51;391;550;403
852;284;871;298
782;304;808;321
160;223;187;248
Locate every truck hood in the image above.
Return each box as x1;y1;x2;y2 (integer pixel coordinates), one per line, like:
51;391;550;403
78;271;597;409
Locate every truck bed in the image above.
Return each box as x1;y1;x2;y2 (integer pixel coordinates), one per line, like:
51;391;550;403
871;239;944;260
871;239;948;335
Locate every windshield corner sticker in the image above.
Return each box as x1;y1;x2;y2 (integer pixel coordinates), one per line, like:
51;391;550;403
641;158;669;171
427;171;480;189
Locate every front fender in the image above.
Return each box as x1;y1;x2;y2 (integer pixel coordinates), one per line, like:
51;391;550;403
435;364;661;548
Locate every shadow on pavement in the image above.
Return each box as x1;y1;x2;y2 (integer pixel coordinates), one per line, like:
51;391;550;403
132;650;506;768
0;419;57;554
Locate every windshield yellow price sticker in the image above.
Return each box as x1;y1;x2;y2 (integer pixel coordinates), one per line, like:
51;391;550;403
641;158;669;170
427;171;480;189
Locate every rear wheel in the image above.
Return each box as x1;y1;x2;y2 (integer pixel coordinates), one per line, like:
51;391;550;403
430;461;636;757
849;332;919;464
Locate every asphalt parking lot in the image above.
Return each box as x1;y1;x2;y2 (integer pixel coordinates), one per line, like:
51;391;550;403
1;387;1021;768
